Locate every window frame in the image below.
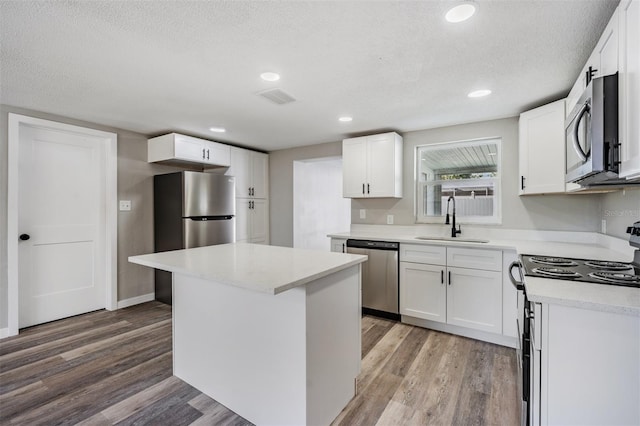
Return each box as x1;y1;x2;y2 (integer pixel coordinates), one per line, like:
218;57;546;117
415;137;502;225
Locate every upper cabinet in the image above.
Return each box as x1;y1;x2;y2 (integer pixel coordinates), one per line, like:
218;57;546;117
619;0;640;179
566;8;620;115
342;132;403;198
148;133;231;167
228;147;269;199
519;99;568;195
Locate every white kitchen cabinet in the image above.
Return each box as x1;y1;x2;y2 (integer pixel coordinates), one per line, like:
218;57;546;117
619;0;640;179
228;147;269;198
236;198;268;244
342;132;402;198
400;244;503;335
400;262;446;322
446;266;502;334
533;303;640;425
148;133;231;167
519;100;567;195
330;238;347;253
566;8;620;115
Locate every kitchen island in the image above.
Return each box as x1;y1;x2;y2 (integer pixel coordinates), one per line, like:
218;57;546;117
129;243;367;426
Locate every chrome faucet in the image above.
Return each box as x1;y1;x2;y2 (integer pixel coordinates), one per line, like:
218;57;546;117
445;196;462;238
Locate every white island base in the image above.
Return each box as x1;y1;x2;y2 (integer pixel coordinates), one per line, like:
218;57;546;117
174;267;360;425
129;244;366;426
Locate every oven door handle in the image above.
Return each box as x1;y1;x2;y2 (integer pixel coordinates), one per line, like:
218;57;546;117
572;100;591;162
509;260;525;291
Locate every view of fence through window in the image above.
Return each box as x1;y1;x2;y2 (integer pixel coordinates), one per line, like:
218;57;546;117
416;138;501;223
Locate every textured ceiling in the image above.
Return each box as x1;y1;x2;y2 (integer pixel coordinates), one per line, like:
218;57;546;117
0;0;618;151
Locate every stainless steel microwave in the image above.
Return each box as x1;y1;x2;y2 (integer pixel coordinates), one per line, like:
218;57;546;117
565;73;619;185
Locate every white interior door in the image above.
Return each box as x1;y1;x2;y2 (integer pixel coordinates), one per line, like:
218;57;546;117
17;124;107;328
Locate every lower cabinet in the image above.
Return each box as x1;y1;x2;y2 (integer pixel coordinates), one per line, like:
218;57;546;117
400;243;508;340
400;262;446;323
330;238;347;253
446;267;502;333
400;262;501;333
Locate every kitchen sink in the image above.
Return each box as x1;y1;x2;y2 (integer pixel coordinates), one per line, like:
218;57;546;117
415;236;490;243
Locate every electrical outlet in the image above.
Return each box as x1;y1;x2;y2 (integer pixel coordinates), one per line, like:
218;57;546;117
601;219;606;234
387;215;394;225
359;209;366;219
119;200;132;211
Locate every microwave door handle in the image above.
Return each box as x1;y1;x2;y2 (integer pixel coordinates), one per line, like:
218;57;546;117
572;101;590;162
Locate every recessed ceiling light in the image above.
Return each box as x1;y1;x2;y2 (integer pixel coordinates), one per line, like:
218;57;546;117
338;116;353;122
445;1;477;23
488;152;497;156
260;72;280;82
468;89;492;98
209;127;226;133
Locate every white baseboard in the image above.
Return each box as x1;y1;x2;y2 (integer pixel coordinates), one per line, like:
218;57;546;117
0;328;11;339
117;293;155;309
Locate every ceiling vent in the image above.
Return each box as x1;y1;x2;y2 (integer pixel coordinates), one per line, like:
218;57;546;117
256;88;296;105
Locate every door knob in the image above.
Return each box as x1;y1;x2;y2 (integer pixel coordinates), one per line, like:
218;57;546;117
19;234;30;241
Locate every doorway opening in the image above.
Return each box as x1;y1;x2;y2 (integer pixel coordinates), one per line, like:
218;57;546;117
293;157;350;251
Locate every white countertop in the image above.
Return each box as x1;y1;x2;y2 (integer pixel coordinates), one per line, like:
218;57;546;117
129;243;367;295
329;226;639;316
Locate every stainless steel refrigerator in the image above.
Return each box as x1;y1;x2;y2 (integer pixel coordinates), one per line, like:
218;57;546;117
154;171;235;304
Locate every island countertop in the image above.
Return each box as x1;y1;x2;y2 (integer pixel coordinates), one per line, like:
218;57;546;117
128;243;367;295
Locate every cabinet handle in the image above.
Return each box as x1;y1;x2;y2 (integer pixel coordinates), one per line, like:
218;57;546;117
248;187;251;197
202;148;206;159
521;176;525;190
367;183;370;194
448;271;451;285
342;243;345;253
362;183;365;195
441;270;444;284
206;149;210;160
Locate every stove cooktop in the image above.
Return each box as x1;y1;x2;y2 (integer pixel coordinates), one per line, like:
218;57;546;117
520;255;640;288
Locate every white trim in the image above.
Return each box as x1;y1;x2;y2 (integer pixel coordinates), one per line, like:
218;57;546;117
117;293;156;309
0;328;9;339
7;113;118;336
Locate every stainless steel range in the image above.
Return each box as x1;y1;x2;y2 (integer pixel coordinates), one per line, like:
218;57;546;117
509;221;640;426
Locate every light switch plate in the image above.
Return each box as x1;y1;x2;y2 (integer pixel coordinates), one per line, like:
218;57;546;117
601;219;606;234
387;215;394;225
119;200;132;211
359;209;366;219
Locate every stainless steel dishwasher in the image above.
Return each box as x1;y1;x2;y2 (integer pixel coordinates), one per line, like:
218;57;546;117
346;239;399;320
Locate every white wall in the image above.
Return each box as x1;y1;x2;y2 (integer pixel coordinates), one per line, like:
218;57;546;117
269;141;343;248
293;158;350;251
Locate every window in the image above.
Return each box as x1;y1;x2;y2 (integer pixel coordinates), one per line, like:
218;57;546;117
416;138;501;224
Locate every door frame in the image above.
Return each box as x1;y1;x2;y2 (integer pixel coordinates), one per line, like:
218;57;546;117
7;113;118;336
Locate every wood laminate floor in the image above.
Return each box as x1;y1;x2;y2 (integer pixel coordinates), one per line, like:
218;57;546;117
0;302;518;425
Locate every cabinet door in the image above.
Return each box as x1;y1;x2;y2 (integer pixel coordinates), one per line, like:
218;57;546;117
519;100;566;195
229;147;252;198
446;267;502;333
596;7;620;78
619;0;640;179
331;238;347;253
174;136;205;162
235;199;250;242
400;262;446;323
342;137;368;198
251;152;269;198
249;199;269;244
366;133;398;197
202;141;231;167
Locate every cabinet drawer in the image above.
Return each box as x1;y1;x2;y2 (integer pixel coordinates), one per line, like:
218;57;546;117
447;247;502;271
400;244;446;265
